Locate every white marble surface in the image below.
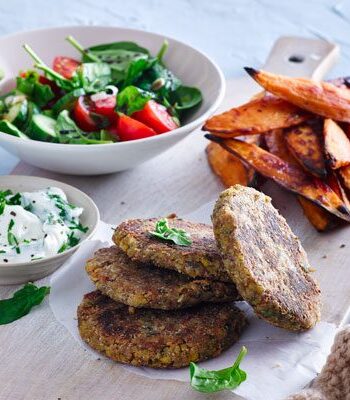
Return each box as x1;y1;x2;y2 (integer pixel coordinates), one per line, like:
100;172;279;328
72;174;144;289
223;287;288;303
1;0;350;173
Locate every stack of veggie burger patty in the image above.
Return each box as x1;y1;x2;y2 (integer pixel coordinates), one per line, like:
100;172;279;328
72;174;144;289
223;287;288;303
78;217;246;369
77;185;321;368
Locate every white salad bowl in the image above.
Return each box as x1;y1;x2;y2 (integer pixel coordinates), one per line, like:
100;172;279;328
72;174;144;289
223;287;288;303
0;175;100;284
0;26;225;175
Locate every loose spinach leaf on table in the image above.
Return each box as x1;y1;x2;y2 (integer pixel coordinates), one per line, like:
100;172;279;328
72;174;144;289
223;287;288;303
16;70;55;108
190;346;248;393
0;283;50;325
117;85;154;115
149;218;192;246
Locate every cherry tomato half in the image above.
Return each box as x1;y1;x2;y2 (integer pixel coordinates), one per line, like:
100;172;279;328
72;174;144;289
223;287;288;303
73;94;117;132
53;56;80;79
132;100;178;134
91;95;117;121
116;114;157;141
73;96;99;132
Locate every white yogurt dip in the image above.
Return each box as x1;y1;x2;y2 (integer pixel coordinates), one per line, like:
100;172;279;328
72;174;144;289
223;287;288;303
0;187;86;263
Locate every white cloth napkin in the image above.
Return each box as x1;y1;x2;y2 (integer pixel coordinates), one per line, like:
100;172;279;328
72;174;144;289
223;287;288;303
49;220;337;400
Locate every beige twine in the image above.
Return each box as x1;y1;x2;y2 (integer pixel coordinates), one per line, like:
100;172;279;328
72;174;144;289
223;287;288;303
285;326;350;400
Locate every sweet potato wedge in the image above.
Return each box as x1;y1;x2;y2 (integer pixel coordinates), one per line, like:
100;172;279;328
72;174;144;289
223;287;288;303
265;130;336;231
285;120;326;178
202;94;309;136
205;134;350;222
206;142;256;187
323;119;350;169
245;67;350;123
339;165;350;193
297;197;337;231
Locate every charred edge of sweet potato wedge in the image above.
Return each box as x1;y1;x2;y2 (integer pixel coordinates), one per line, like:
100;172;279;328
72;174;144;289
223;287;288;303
202;94;309;136
297;197;338;232
206;142;256;187
244;67;350;123
285;121;327;179
264;129;337;231
324;119;350;170
205;134;350;222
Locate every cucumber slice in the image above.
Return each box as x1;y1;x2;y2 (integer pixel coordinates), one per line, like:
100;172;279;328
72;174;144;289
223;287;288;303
5;99;28;128
28;114;57;142
52;88;85;116
0;120;30;139
22;101;40;133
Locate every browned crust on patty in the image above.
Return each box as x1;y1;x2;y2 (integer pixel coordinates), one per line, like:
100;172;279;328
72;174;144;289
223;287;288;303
77;291;247;368
113;218;231;282
86;246;240;310
212;185;321;331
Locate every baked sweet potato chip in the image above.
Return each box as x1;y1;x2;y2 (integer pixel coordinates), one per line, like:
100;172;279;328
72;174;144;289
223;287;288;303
202;94;309;136
245;68;350;123
324;119;350;169
205;134;350;222
206;142;256;187
285;121;326;178
265;129;336;231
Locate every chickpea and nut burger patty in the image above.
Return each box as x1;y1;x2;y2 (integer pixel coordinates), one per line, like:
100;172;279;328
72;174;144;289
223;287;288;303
113;218;231;282
77;290;247;369
86;246;240;310
212;185;321;332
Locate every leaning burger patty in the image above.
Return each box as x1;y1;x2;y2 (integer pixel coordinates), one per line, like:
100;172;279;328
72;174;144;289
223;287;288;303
77;290;247;368
113;218;231;282
212;185;321;332
86;246;240;310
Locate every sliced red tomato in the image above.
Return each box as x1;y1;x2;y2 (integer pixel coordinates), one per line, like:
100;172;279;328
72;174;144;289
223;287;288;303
132;100;178;134
53;56;80;79
73;96;99;132
91;95;117;121
73;94;117;131
116;114;157;141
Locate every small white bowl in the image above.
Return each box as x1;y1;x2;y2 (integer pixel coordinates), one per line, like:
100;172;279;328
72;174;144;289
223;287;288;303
0;175;100;284
0;26;225;175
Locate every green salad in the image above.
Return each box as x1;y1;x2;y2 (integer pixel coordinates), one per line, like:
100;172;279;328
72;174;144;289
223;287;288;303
0;36;202;144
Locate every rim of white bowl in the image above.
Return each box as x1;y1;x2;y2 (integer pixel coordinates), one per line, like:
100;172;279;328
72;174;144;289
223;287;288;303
0;25;226;149
0;175;100;268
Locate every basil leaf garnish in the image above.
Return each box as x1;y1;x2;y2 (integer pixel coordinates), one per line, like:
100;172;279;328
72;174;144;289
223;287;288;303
190;346;248;393
149;218;192;246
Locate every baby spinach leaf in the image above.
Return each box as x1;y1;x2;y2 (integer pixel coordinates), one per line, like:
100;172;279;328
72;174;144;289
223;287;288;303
171;86;202;111
122;57;157;88
76;63;111;93
84;42;150;84
137;63;181;95
117;86;153;115
190;346;248;393
149;218;192;246
54;110;112;144
0;283;50;325
16;70;55;108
